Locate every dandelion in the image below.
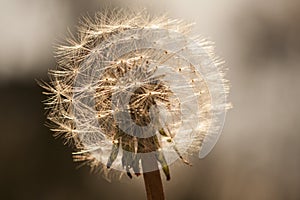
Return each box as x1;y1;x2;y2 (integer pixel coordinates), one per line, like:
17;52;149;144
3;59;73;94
39;9;230;200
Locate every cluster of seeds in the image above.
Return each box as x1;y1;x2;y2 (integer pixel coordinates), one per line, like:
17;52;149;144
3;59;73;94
40;9;229;179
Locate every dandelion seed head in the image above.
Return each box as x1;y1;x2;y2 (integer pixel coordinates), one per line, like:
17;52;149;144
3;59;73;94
40;9;230;177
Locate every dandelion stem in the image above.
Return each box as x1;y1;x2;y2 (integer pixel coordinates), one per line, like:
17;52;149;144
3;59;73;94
142;154;165;200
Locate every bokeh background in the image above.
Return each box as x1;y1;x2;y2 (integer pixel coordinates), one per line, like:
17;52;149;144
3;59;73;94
1;0;299;199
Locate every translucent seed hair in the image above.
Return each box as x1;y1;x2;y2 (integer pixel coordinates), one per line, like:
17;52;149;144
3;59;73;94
39;9;230;178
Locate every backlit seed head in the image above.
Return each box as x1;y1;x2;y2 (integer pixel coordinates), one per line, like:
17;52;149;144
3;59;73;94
39;9;230;179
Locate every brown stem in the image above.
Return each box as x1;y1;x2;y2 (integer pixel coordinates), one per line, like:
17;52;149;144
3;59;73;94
141;154;165;200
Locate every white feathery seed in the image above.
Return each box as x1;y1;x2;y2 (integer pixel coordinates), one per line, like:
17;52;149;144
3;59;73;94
40;9;230;178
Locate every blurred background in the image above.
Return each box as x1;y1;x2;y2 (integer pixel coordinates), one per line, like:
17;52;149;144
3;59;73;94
0;0;299;199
